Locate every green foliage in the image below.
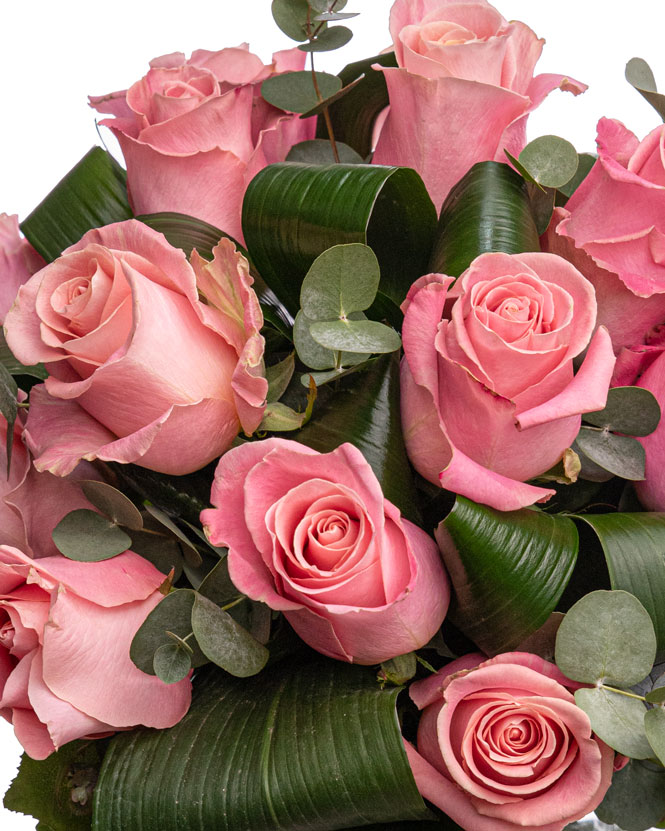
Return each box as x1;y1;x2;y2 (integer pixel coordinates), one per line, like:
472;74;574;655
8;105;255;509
584;386;661;436
270;0;310;41
0;363;17;474
298;25;353;51
379;653;417;686
153;642;192;684
80;480;143;530
51;509;132;561
286;138;364;164
574;687;652;758
645;707;665;765
512;135;579;189
574;428;646;480
557;152;596;199
625;57;665;121
596;760;665;831
261;70;342;113
0;331;47;380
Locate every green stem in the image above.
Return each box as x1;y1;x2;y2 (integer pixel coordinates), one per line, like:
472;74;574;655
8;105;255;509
221;596;246;612
600;683;646;702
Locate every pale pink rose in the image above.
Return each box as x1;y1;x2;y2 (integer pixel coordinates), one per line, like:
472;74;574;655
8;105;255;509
372;0;586;210
400;252;616;510
544;118;665;349
4;220;267;476
0;214;45;322
90;45;315;242
0;546;191;759
405;652;615;831
201;438;450;665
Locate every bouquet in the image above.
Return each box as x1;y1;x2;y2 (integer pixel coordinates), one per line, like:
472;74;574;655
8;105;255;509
2;1;665;829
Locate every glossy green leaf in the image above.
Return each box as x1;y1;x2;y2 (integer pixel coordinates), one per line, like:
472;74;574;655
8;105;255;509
52;509;131;562
429;161;540;277
557;152;596;199
575;687;652;758
626;57;665;121
298;24;352;51
286;138;364;164
93;660;428;830
0;331;47;380
270;0;309;41
555;590;656;685
0;363;17;474
517;135;579;188
301;243;380;319
437;499;577;655
294;309;366;370
80;480;143;530
597;759;665;831
153;642;192;684
576;514;665;660
130;589;207;675
584;386;661;436
21;147;132;262
297;354;421;524
243;162;436;315
4;740;106;831
527;182;556;235
191;593;269;677
310;319;401;353
574;427;645;480
645;707;665;765
316;51;397;159
261;70;342;113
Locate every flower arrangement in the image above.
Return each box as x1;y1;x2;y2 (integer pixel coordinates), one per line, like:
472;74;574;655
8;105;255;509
1;2;665;830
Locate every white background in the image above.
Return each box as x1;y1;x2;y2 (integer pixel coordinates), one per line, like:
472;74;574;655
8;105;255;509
1;1;664;827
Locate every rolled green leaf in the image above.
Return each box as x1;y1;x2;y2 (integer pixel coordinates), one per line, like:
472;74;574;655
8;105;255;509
242;163;436;316
93;660;428;830
429;161;540;277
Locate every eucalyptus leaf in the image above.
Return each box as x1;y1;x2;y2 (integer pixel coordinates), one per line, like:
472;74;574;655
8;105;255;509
584;386;661;436
143;503;200;557
294;308;366;370
310;318;401;353
286;138;364;164
298;73;365;119
298;24;352;51
191;593;269;677
555;590;656;685
574;427;646;480
301;363;369;387
574;686;652;758
646;673;665;704
309;0;347;12
129;589;207;674
128;517;184;579
596;759;665;831
557;153;597;199
379;653;417;686
314;11;358;21
645;707;665;765
270;0;309;41
626;57;665;121
301;242;380;320
52;509;131;562
261;71;342;113
196;557;237;607
153;642;192;684
80;480;143;530
517;135;579;188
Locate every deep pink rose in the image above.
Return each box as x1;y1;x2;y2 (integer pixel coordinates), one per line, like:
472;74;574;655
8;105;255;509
400;252;616;510
201;438;450;664
405;652;615;831
0;547;191;759
0;214;45;322
544;118;665;349
0;411;100;558
90;45;315;242
372;0;586;210
4;220;267;476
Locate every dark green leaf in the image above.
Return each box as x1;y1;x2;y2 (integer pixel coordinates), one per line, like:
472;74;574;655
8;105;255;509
574;427;645;480
527;182;556;235
130;589;207;674
197;558;237;607
298;25;352;51
21;147;132;262
437;498;578;655
576;513;665;661
270;0;309;41
301;243;380;319
4;740;105;831
191;593;269;677
316;51;397;159
243;162;436;315
52;509;131;561
515;612;564;662
137;211;238;259
575;686;652;758
645;707;665;765
0;363;17;474
128;516;184;578
597;759;665;831
266;353;295;402
626;57;665;121
0;330;47;380
301;362;370;387
153;642;192;684
429;161;540;277
143;503;200;558
584;386;661;436
298;73;366;120
297;354;422;524
80;480;143;530
379;653;417;686
286;138;364;164
93;660;428;830
557;153;597;199
555;589;656;685
517;135;579;189
309;0;347;12
310;318;401;352
261;71;342;113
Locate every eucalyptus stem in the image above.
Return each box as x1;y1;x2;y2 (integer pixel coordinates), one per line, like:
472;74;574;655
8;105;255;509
306;2;341;163
600;683;646;702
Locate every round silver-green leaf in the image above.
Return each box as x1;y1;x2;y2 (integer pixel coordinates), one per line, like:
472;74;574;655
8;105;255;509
52;509;131;562
575;686;652;758
518;135;579;188
153;643;191;685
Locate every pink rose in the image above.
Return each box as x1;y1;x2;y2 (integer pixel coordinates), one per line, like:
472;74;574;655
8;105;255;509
400;252;616;510
544;118;665;349
0;411;99;558
90;45;315;242
0;214;45;322
633;349;665;510
0;547;191;759
372;0;586;210
201;438;450;664
405;652;615;831
4;220;267;476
